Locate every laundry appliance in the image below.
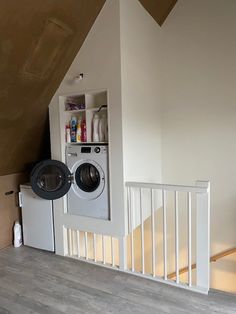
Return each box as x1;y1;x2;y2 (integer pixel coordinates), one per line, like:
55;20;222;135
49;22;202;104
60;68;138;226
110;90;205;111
30;144;110;220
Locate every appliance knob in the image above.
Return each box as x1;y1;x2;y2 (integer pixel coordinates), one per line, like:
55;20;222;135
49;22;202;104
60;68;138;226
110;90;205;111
94;147;100;153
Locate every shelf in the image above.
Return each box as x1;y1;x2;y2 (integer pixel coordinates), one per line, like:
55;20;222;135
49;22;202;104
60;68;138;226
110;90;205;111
64;109;86;113
62;90;108;145
64;106;107;114
66;142;108;145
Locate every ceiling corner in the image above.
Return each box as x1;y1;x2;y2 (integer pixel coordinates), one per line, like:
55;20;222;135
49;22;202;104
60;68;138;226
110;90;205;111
138;0;178;26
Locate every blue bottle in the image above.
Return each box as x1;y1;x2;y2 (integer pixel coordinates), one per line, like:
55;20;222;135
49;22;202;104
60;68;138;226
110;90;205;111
70;116;77;142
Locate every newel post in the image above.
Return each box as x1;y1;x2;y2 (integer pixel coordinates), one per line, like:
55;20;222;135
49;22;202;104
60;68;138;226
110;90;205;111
195;180;210;293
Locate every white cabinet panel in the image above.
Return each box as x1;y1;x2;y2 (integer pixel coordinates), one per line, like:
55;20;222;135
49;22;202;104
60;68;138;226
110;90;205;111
21;186;54;252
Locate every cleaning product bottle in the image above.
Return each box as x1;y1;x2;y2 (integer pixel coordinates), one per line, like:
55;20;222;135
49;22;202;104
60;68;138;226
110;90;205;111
104;120;108;142
70;116;77;142
66;125;71;143
98;114;107;142
81;118;87;142
93;113;100;142
76;118;82;142
14;221;22;248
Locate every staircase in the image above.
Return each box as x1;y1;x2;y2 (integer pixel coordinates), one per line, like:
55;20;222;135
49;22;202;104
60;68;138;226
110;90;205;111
168;247;236;280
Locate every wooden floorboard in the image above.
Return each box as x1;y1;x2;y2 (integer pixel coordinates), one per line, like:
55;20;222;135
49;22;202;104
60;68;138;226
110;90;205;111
0;246;235;314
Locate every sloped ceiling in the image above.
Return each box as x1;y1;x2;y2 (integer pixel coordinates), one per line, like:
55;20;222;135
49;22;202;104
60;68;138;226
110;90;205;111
0;0;105;175
0;0;177;176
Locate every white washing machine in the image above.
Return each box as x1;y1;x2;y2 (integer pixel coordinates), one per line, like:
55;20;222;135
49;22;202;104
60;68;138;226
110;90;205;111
30;145;110;220
66;144;109;219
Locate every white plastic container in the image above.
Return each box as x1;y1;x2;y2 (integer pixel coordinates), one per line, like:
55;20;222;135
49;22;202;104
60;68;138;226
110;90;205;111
66;127;71;143
14;221;22;248
93;113;100;142
99;114;107;142
76;119;82;142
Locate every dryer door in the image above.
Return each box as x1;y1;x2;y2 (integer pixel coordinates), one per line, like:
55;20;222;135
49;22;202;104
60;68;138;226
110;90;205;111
30;160;72;200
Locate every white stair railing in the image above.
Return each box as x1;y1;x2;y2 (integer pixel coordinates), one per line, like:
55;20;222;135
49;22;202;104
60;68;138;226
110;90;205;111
125;180;210;294
65;180;210;295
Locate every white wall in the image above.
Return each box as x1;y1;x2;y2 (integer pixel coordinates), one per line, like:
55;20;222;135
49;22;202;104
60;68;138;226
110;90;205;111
49;0;164;252
119;0;163;228
162;0;236;292
120;0;162;183
48;0;236;292
49;0;126;253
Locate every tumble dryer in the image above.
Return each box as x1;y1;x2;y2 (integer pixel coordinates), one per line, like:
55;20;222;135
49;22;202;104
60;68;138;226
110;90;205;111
30;144;110;220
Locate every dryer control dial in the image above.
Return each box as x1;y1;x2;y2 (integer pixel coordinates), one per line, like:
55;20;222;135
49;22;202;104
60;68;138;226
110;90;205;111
94;147;101;153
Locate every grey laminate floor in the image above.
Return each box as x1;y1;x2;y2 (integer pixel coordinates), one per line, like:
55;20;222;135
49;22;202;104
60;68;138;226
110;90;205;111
0;246;235;314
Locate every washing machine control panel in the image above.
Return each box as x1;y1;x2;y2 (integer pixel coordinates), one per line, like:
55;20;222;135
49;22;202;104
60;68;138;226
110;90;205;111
67;145;108;156
80;146;107;154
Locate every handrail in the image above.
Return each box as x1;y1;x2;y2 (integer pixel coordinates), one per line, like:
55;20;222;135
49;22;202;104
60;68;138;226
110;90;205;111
168;247;236;280
125;181;209;194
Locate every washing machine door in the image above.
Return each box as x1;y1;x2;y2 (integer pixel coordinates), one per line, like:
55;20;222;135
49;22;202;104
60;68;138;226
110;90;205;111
30;160;72;200
74;160;105;200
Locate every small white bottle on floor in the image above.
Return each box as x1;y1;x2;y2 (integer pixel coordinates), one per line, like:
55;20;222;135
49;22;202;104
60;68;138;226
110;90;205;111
14;221;22;248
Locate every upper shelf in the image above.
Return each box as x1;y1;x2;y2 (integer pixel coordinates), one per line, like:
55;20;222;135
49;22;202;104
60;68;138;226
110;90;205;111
64;106;107;114
63;90;107;111
66;142;108;145
62;90;108;144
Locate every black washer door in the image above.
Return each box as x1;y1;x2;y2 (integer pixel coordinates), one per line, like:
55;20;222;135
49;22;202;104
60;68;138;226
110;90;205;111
75;163;100;193
30;160;72;200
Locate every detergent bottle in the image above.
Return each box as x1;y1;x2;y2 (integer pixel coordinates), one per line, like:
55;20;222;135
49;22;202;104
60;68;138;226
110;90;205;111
66;125;71;143
14;221;22;248
76;118;82;142
98;114;107;142
81;118;87;142
70;116;77;142
92;113;100;142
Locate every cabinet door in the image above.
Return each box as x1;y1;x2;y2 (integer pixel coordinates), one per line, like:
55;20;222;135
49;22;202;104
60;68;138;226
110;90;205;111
21;188;54;251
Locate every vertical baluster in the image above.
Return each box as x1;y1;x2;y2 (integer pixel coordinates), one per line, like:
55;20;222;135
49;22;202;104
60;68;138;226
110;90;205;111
163;190;167;280
67;229;70;255
129;187;134;272
73;230;77;256
70;229;73;256
71;230;75;256
77;230;80;258
68;228;72;256
93;233;97;262
127;186;131;232
140;188;145;274
175;191;179;283
188;192;192;286
111;237;115;267
102;235;106;264
85;232;88;260
151;189;156;277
